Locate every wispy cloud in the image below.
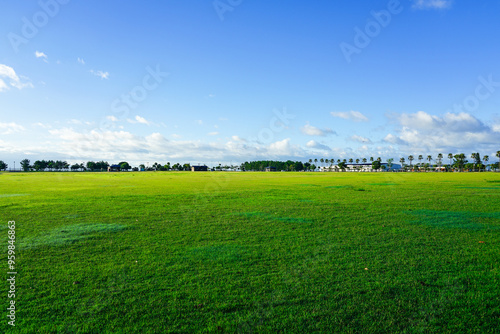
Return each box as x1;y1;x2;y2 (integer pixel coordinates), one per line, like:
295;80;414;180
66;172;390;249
301;123;336;136
208;131;219;136
330;111;369;122
350;135;372;144
0;64;33;92
127;115;150;125
0;122;25;135
35;51;48;62
412;0;453;10
90;70;109;79
77;57;85;65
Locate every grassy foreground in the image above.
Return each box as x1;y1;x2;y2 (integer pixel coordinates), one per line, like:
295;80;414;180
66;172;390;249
1;171;499;333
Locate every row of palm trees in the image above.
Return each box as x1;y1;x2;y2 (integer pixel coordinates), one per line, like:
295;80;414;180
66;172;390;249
308;151;500;170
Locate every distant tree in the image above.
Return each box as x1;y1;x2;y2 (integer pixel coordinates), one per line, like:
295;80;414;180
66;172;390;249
86;161;96;171
482;155;489;171
418;155;423;167
355;158;360;164
400;157;405;170
33;160;44;171
387;158;394;171
448;153;453;167
362;158;367;163
0;160;7;171
20;159;31;171
314;158;318;166
71;164;80;171
304;162;311;171
311;164;316;171
132;167;139;171
372;160;381;170
370;157;374;162
453;153;467;172
119;162;131;171
427;155;432;166
320;158;324;167
337;161;346;171
408;155;414;169
139;164;146;171
437;153;443;169
183;163;191;171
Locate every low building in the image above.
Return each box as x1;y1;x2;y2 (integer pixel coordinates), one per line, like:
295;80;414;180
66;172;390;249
191;165;208;172
108;165;120;172
265;166;277;172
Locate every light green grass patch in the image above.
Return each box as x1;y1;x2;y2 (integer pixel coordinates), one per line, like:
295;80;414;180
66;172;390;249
405;210;500;230
0;193;30;197
20;223;129;249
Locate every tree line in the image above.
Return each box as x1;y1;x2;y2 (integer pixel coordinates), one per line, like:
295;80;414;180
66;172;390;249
0;151;498;172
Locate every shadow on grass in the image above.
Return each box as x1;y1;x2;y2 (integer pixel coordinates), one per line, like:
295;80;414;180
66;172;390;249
404;210;500;230
20;223;130;249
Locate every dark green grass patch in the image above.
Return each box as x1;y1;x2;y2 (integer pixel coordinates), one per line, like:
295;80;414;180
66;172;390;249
405;210;500;230
234;211;313;224
189;244;248;263
20;223;130;249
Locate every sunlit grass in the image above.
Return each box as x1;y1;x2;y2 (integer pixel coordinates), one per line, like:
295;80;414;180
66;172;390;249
0;171;499;333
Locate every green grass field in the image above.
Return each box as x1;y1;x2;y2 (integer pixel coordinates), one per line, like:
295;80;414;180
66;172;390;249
1;171;499;333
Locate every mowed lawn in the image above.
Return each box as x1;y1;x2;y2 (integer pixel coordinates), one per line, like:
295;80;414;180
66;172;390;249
1;171;499;333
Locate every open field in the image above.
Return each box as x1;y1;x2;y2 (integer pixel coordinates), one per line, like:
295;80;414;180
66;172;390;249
1;171;499;333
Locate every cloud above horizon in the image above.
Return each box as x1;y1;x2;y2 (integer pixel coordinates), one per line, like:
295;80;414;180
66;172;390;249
330;111;369;122
0;64;33;92
301;123;336;136
412;0;452;10
384;111;500;153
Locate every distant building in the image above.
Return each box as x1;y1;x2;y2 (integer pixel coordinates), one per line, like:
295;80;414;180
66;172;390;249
108;165;121;172
264;166;277;172
191;165;208;172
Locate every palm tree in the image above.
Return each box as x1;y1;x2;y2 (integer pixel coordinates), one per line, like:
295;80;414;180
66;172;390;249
471;153;477;171
320;158;324;167
497;151;500;170
408;155;414;169
377;157;381;162
448;153;453;167
370;157;374;162
355;158;360;164
349;158;353;164
418;155;423;168
309;159;312;164
400;157;405;170
437;153;443;170
483;155;489;171
362;158;367;163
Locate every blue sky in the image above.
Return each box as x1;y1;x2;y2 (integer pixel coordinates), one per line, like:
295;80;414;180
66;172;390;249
1;0;499;166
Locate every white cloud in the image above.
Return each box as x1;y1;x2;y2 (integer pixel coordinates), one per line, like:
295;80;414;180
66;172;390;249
301;123;336;136
0;122;25;135
106;116;118;122
78;58;85;65
208;132;219;136
306;140;331;151
135;116;150;125
412;0;452;10
350;135;372;144
384;111;500;152
128;115;150;125
35;51;48;62
90;70;109;79
0;64;33;92
331;111;369;122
